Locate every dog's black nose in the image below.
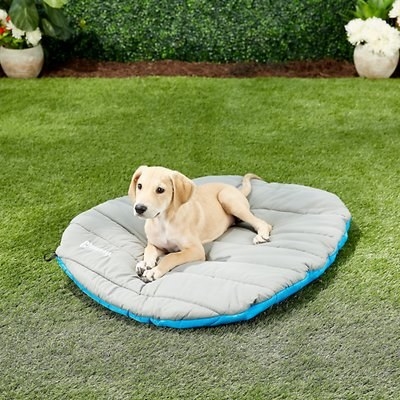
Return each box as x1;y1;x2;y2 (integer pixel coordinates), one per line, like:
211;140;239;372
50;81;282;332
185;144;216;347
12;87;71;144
135;204;147;215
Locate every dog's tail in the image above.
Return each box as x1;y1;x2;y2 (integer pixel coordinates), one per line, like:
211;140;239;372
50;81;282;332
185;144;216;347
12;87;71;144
240;173;263;197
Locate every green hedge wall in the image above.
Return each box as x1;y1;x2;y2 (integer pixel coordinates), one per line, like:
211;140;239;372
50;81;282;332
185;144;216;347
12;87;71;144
63;0;354;63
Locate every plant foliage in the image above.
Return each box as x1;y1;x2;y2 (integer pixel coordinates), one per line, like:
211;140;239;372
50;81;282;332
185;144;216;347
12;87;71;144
63;0;354;63
353;0;395;19
0;0;71;40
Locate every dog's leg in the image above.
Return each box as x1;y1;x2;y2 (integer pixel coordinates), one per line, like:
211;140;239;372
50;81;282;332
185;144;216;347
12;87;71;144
141;244;205;282
136;243;164;277
218;187;272;244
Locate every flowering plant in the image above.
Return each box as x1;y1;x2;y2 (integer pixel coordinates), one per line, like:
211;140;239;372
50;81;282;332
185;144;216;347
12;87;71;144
0;9;41;49
345;0;400;57
0;0;71;49
345;16;400;57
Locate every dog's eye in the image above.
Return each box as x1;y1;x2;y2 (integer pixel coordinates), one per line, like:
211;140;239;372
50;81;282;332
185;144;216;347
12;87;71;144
137;183;142;190
156;187;165;194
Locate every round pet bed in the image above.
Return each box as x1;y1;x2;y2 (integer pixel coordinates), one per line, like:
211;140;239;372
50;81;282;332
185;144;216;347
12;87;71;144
55;175;351;328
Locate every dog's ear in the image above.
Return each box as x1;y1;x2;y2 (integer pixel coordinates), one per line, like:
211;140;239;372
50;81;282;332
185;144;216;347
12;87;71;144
128;165;147;201
171;171;194;208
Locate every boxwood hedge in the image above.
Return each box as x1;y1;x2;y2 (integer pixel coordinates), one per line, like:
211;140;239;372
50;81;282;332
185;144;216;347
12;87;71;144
63;0;354;63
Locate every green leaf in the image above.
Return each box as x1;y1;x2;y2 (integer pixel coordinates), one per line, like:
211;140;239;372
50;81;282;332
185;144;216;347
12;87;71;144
43;0;69;9
40;17;56;37
8;0;39;31
353;0;395;19
42;3;72;40
43;3;68;28
41;16;71;40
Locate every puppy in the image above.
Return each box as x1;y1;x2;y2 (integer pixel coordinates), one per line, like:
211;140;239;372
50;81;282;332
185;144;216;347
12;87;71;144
128;166;272;282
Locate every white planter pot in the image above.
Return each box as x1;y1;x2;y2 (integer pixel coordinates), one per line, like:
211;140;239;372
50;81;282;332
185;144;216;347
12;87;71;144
0;44;44;78
353;44;399;79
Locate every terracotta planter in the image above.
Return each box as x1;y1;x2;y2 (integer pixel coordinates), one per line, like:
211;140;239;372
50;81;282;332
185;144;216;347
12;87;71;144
353;44;399;79
0;44;44;78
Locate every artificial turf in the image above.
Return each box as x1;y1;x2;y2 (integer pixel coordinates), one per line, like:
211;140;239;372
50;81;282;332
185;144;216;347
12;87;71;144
0;77;399;399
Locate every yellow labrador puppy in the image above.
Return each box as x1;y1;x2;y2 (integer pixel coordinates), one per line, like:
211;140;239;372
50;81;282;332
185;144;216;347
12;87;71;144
128;166;272;282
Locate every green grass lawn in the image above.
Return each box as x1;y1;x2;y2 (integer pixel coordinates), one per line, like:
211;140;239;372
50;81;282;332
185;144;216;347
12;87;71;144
1;76;399;399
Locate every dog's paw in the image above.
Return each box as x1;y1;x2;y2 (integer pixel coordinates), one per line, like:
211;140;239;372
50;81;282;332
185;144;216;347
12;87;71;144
253;234;270;244
253;224;272;244
135;260;155;277
141;267;164;283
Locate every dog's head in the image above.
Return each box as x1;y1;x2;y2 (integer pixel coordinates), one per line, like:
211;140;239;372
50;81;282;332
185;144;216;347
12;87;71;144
128;165;194;219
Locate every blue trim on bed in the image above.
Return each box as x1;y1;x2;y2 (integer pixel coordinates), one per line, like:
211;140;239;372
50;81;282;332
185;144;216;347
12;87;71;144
56;218;351;329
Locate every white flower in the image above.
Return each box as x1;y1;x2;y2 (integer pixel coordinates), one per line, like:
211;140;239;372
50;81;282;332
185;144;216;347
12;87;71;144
0;9;8;23
389;0;400;18
345;19;366;46
11;26;25;39
6;20;25;39
345;17;400;57
26;28;42;46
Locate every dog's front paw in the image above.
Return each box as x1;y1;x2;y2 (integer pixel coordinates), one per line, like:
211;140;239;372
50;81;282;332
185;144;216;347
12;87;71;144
135;260;156;277
141;267;164;283
253;234;270;244
253;224;272;244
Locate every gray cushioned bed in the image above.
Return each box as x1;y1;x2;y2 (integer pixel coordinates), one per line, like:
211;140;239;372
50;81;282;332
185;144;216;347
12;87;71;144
55;175;351;328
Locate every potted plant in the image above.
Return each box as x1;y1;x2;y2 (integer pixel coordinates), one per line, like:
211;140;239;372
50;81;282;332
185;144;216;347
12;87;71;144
0;0;71;78
345;0;400;78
